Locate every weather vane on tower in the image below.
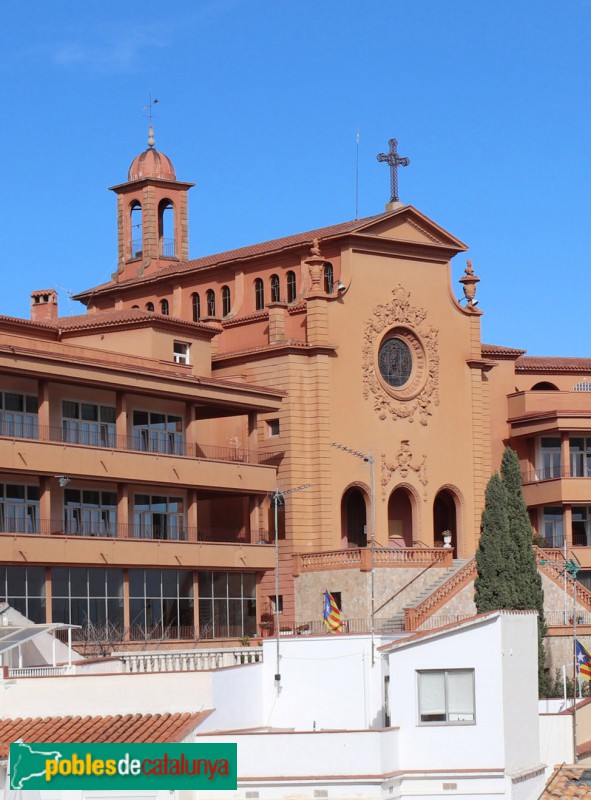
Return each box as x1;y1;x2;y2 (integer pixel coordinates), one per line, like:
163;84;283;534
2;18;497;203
377;138;410;205
143;93;159;149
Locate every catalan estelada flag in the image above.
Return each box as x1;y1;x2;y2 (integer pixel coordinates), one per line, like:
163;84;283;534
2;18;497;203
576;640;591;678
323;590;343;633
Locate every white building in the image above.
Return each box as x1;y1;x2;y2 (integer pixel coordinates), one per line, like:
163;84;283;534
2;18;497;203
0;610;548;800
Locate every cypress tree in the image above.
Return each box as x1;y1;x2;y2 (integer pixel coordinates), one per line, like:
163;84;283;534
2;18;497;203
500;446;548;696
475;473;517;611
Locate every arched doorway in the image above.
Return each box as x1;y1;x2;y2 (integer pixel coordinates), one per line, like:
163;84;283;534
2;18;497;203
433;489;458;555
341;487;367;548
388;487;414;547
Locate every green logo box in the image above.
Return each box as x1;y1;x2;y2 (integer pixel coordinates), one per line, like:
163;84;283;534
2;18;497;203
10;742;237;790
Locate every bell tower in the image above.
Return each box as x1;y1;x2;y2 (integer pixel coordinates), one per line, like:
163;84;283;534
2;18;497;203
109;124;195;281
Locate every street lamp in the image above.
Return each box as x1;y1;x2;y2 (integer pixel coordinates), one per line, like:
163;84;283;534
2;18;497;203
271;483;312;686
332;442;376;666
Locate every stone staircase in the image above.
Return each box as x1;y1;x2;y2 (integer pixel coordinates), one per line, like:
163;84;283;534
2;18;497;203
377;558;470;633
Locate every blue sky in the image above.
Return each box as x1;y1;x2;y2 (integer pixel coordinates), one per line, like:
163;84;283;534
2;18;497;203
2;2;590;354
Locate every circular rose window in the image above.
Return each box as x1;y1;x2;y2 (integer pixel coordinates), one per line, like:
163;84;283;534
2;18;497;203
378;338;413;388
375;327;427;400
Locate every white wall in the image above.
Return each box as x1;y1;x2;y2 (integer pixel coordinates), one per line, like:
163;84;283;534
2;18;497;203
0;671;213;717
260;634;392;730
539;713;573;769
389;615;507;771
501;613;540;774
199;663;264;732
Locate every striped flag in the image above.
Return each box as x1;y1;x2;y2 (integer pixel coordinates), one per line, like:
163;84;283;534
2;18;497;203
323;590;343;633
576;640;591;678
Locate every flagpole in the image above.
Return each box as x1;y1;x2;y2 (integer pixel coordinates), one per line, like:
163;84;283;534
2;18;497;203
573;578;578;762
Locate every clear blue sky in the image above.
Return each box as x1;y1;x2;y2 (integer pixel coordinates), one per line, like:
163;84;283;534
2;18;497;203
2;2;590;355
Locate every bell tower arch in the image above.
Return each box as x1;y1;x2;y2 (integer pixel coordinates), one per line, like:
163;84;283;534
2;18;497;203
109;124;195;281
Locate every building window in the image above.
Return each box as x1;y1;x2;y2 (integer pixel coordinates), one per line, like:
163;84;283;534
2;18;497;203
64;489;117;537
62;401;116;448
542;507;564;548
130;201;142;258
160;299;169;315
0;566;45;622
129;569;194;636
574;382;591;391
198;571;257;639
52;567;123;629
539;437;561;480
0;392;38;439
133;494;186;540
132;410;184;455
573;507;591;547
0;484;39;534
191;292;200;322
287;271;297;303
255;278;265;310
222;285;231;317
324;262;334;294
270;595;283;614
571;438;591;478
270;274;280;303
173;341;190;365
146;302;154;312
417;669;475;724
206;289;216;317
267;419;280;437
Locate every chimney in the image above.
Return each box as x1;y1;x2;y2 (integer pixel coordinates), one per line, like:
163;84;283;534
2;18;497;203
30;289;58;322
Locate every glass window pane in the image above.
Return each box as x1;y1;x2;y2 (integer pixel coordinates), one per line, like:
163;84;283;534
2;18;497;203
419;672;446;719
100;406;116;424
52;598;70;624
26;597;46;623
6;567;26;596
242;573;256;599
161;570;177;597
5;394;24;412
25;396;38;414
27;567;46;597
198;572;212;599
198;599;213;638
227;572;242;597
178;571;194;598
81;404;98;421
447;671;474;719
70;568;87;597
145;569;161;597
88;568;106;596
129;570;144;598
212;572;227;597
52;568;69;598
62;401;78;419
106;569;124;597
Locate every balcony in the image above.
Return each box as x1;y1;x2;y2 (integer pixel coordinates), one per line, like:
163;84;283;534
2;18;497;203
0;518;272;544
521;466;591;506
508;391;591;436
0;427;278;493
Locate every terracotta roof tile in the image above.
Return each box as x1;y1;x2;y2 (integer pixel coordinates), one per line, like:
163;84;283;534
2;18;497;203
516;355;591;374
481;343;526;358
541;766;591;799
73;211;394;300
53;308;217;335
0;711;209;757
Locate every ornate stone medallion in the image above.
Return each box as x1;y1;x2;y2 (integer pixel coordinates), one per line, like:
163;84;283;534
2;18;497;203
362;285;439;425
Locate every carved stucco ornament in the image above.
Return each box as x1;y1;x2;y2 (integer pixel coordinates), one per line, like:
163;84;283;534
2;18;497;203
381;440;428;502
362;285;439;425
305;238;328;290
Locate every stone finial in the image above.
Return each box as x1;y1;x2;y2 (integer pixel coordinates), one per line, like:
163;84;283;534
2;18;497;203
459;259;480;309
305;238;328;290
148;123;155;149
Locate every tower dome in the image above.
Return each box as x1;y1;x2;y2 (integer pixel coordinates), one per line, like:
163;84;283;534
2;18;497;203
127;123;176;182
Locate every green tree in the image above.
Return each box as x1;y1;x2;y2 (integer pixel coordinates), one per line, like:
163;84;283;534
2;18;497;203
500;447;548;696
475;448;549;696
474;473;517;610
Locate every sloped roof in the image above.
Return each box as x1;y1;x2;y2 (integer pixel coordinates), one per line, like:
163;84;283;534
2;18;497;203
53;308;217;335
74;206;467;301
540;766;591;799
481;343;526;359
516;355;591;374
0;712;210;757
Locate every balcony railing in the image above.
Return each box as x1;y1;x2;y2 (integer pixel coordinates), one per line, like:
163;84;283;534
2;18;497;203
159;237;176;257
0;423;277;465
0;518;272;544
523;466;591;484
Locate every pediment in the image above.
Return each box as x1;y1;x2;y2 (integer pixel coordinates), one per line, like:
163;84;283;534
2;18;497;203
354;206;468;252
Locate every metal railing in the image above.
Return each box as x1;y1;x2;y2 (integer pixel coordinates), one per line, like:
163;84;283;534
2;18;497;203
0;423;276;465
159;238;176;257
0;518;272;545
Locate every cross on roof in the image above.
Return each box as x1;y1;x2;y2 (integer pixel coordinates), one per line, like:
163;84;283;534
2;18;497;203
377;138;410;204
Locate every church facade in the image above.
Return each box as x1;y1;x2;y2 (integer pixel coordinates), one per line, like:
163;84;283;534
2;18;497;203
0;132;589;641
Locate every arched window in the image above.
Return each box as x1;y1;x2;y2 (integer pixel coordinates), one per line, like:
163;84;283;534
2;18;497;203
206;289;216;317
270;274;280;303
222;285;231;317
160;299;169;315
146;302;154;312
287;271;297;303
130;201;142;259
255;278;265;310
324;263;334;294
158;199;175;257
191;292;200;322
131;305;139;309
